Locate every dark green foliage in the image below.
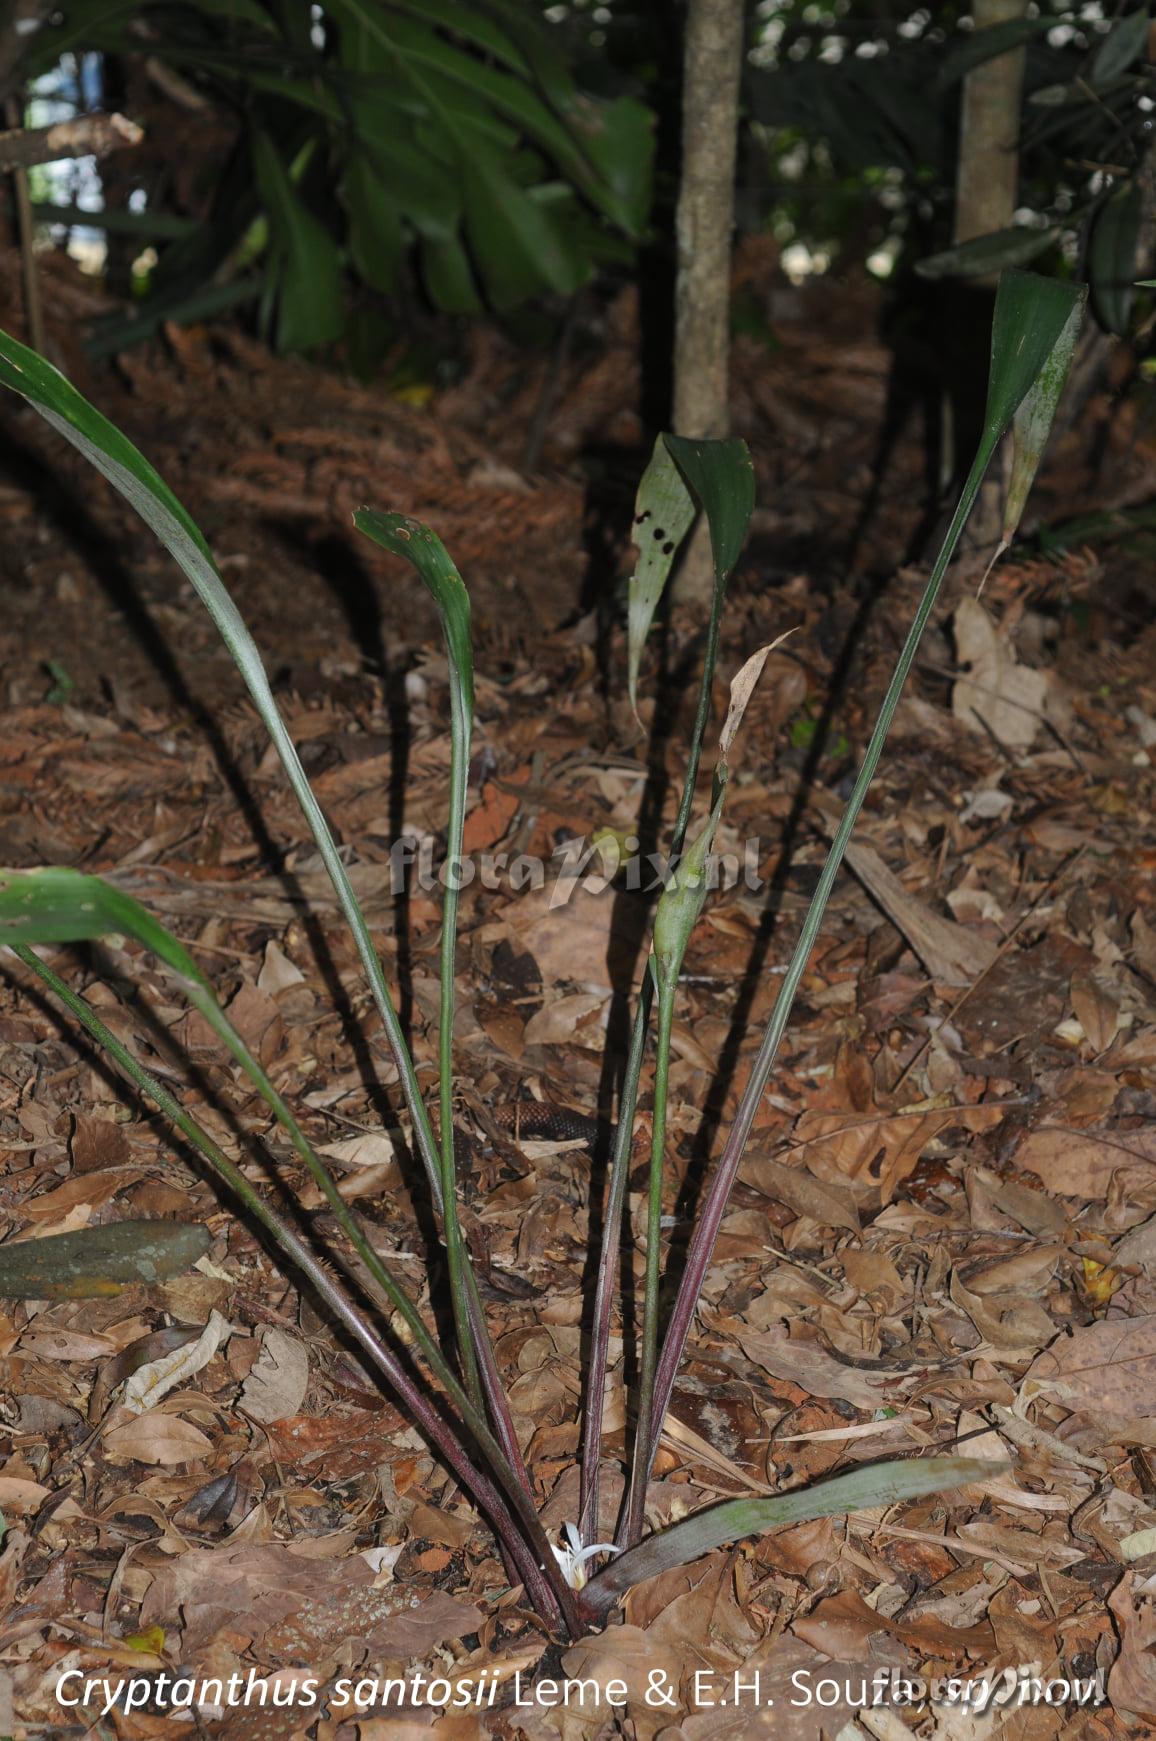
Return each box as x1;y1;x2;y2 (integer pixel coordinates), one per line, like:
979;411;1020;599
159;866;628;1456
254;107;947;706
21;0;654;352
745;3;1152;335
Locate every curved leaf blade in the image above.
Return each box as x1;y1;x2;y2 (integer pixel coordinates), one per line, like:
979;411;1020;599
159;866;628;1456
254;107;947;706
1090;180;1142;337
1004;286;1088;542
626;438;696;714
1091;8;1149;87
252;131;344;352
915;225;1058;282
0;324;441;1202
355;511;473;715
0;867;206;986
588;1456;999;1607
354;506;482;1404
646;270;1086;1491
982;270;1087;451
627;434;755;714
664;434;756;588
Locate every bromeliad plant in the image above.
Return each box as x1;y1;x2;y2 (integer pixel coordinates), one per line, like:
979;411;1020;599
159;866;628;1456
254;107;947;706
0;269;1083;1638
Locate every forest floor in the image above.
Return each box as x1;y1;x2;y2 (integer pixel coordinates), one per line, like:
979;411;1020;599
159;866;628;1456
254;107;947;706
1;248;1156;1741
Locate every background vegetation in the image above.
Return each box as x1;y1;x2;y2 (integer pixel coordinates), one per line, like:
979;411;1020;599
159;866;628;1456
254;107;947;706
6;1;1154;368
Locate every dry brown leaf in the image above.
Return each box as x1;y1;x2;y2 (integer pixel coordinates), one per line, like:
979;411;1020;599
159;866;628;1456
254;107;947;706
506;880;630;993
477;999;525;1060
524;991;607;1048
1069;968;1123;1054
952;599;1048;751
18;1168;141;1222
140;1543;478;1660
122;1307;232;1413
1116;1212;1156;1272
1013;1124;1156;1197
735;1320;924;1410
842;836;998;985
788;1104;1000;1206
1108;1571;1156;1722
653;1638;864;1740
104;1409;214;1466
240;1327;309;1424
739;1150;860;1232
69;1112;131;1174
0;1477;50;1513
558;1623;685;1741
266;1584;481;1664
793;1586;994;1664
949;1271;1056;1355
839;1249;904;1300
233;978;284;1058
257;939;306;996
963;1247;1061;1295
1024;1315;1156;1418
17;1324;120;1360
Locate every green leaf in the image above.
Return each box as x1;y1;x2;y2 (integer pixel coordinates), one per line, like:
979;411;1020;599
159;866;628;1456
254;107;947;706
354;508;481;1404
329;0;644;234
420;232;485;314
341;148;404;293
0;867;468;1430
5;945;571;1626
664;435;756;586
626;434;755;714
32;203;196;240
982;271;1087;453
1091;8;1150;87
0;1221;211;1299
645;271;1087;1508
84;279;263;363
626;438;697;715
651;790;724;993
252;131;344;353
915;226;1058;281
1004;287;1088;543
355;512;473;715
460;147;589;306
573;95;655;238
0;867;206;982
0;320;442;1208
391;0;533;74
1090;180;1142;336
588;1458;999;1605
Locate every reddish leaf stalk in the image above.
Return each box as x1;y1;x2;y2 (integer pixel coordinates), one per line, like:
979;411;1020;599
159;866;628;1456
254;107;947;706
15;948;582;1636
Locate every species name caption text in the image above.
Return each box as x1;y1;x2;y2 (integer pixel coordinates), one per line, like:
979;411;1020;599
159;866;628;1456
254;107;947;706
55;1664;1108;1718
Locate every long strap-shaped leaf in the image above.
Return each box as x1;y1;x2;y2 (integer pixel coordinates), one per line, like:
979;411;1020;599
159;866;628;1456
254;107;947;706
352;512;535;1500
622;641;785;1548
4;940;574;1629
0;332;546;1599
580;434;755;1540
641;271;1086;1501
583;1455;1000;1616
0;335;443;1253
0;870;581;1633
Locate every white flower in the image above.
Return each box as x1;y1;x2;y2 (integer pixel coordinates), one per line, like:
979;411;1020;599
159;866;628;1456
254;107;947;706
550;1521;620;1590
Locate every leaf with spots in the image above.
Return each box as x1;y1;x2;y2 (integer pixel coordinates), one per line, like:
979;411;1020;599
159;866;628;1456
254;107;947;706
626;433;754;717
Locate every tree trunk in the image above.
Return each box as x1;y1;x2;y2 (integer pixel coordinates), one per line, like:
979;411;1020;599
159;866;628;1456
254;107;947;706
950;0;1029;551
671;0;744;603
954;0;1029;253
